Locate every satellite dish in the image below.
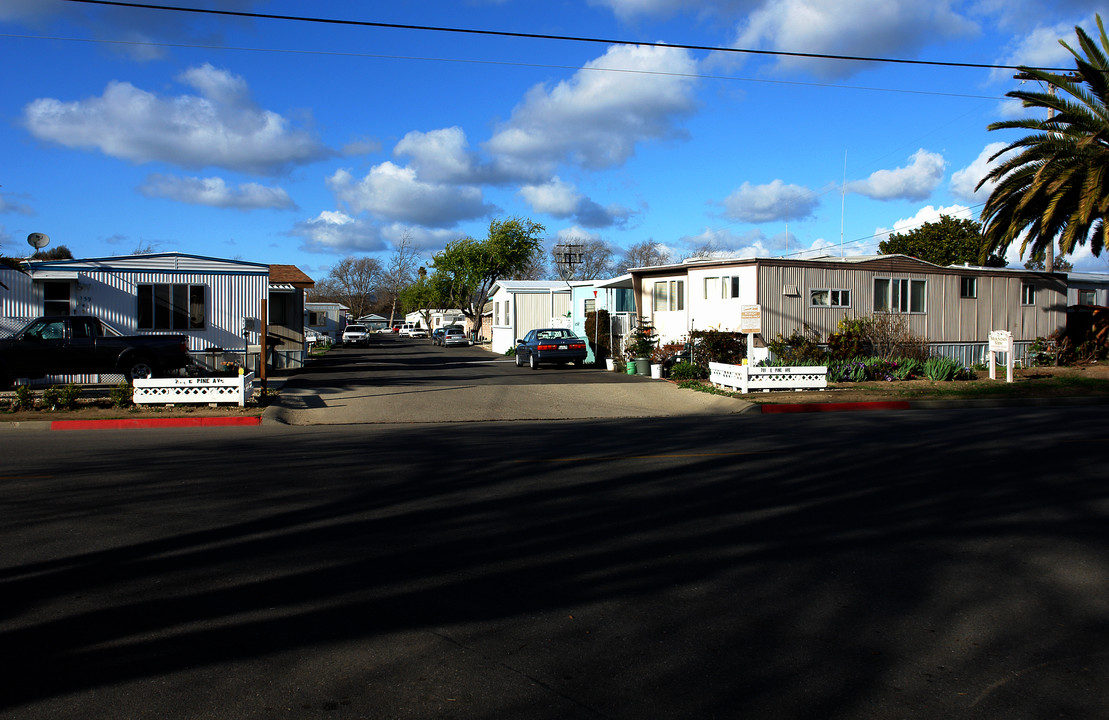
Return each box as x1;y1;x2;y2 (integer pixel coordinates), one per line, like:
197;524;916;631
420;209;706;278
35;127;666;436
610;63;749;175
27;232;51;250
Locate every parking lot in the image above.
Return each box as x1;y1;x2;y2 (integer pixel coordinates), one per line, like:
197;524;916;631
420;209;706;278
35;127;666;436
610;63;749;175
271;333;749;424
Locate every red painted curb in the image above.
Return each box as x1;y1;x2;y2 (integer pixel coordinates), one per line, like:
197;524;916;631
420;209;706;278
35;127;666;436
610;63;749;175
760;401;912;414
51;416;263;430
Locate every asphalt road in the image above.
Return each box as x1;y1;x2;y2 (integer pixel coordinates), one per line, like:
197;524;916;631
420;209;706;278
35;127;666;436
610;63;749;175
269;334;749;424
1;344;1107;719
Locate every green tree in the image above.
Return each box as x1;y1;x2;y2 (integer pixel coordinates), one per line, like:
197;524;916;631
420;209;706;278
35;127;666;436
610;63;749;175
878;215;1006;267
1;241;27;290
31;245;75;260
432;217;545;338
978;15;1109;265
1023;254;1074;272
398;271;450;331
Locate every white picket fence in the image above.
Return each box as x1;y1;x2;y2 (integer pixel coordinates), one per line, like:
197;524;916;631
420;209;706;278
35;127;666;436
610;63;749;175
709;362;827;394
133;372;255;407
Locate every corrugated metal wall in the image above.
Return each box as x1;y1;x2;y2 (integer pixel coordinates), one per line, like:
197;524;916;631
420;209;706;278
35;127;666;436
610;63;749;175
513;291;570;337
757;265;1066;343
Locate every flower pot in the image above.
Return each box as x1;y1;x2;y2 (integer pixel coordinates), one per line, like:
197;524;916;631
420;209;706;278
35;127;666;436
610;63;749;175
636;358;650;376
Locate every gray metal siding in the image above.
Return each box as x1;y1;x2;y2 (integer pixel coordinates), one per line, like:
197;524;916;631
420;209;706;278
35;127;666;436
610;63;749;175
513;291;570;335
758;265;1065;343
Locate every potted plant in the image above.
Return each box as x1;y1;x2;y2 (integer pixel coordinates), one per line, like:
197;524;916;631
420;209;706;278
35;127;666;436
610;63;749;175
627;317;658;376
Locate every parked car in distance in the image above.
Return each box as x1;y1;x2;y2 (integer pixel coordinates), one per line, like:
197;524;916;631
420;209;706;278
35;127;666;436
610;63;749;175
514;328;587;369
341;324;370;345
408;326;428;338
442;326;471;347
397;323;415;336
431;328;446;345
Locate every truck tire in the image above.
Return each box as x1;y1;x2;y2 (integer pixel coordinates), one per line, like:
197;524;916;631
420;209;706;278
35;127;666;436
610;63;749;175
124;356;157;382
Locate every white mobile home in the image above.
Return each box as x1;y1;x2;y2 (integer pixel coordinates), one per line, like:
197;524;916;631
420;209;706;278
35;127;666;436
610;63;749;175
1;252;276;374
486;281;572;355
305;302;349;342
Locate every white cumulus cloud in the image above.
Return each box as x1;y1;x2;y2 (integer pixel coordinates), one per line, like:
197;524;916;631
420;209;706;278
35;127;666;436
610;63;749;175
394;127;478;184
950;142;1010;202
22;64;331;174
847;149;945;201
485;43;699;180
327;164;494;228
733;0;978;78
289;210;386;253
138;174;295;210
720;179;819;223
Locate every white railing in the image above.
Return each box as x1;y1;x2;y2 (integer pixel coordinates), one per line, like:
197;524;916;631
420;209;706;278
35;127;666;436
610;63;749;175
709;362;827;394
133;372;255;407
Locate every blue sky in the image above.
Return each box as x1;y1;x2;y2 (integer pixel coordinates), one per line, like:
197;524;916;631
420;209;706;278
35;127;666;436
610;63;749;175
2;0;1106;281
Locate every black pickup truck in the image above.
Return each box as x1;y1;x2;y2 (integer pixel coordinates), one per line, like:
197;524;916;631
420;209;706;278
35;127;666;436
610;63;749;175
0;315;191;387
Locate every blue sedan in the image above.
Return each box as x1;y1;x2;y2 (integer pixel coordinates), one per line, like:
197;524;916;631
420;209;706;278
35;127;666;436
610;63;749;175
514;328;588;369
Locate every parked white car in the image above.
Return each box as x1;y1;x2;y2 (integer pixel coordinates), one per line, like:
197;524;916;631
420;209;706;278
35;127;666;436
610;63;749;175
408;326;428;338
341;324;370;345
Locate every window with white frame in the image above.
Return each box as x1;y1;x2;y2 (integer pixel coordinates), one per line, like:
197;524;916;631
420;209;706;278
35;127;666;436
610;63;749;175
1021;283;1036;305
960;277;977;299
720;276;740;299
873;278;926;313
704;276;719;300
584;298;596;314
653;280;685;311
809;288;851;308
308;311;326;326
652;281;668;311
1078;289;1096;305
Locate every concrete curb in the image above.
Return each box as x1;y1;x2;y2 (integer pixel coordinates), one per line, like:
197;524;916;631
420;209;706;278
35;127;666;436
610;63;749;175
754;394;1108;414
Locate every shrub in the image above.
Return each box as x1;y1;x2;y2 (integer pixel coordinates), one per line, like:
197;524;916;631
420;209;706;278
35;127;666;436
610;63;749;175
765;325;824;364
109;382;134;408
865;314;930;361
504;346;516;356
41;385;62;410
583;309;614;360
13;385;35;411
669;362;706;381
689;328;746;367
826;316;873;360
57;383;81;410
923;356;973;381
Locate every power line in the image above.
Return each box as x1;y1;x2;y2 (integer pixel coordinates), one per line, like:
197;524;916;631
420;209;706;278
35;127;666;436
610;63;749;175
0;32;1008;102
61;0;1073;73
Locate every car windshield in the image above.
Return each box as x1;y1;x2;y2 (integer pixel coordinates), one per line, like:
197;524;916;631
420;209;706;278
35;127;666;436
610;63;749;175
535;329;572;340
346;325;366;332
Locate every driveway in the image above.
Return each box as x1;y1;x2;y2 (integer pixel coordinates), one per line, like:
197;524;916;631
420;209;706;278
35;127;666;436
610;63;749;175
269;335;751;424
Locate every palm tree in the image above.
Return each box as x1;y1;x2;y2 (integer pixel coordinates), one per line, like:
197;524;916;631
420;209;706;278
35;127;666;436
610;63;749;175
977;15;1109;265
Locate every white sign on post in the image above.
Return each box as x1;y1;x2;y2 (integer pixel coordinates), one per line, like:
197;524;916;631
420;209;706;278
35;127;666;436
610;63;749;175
987;330;1014;383
740;304;763;365
739;304;762;334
